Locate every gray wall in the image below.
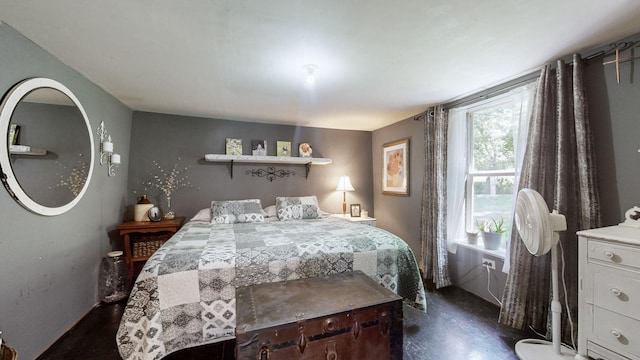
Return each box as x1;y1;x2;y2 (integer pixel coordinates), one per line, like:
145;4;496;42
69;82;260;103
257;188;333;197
372;116;424;259
586;48;640;225
0;24;132;358
127;112;374;221
372;37;640;305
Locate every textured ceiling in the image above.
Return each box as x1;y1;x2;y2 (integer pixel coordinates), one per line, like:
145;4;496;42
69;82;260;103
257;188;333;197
2;0;640;131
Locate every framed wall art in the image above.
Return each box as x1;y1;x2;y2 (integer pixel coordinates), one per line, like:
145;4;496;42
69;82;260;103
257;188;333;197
276;141;291;157
225;138;242;155
382;138;409;196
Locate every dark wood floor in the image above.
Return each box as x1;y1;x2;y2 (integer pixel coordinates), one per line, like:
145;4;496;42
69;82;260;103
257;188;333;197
36;286;535;360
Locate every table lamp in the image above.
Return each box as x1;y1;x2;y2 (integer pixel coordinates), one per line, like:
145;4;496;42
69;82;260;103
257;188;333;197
336;175;355;215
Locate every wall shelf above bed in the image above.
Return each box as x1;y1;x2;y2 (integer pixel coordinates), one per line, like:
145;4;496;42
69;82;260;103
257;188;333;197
204;154;332;179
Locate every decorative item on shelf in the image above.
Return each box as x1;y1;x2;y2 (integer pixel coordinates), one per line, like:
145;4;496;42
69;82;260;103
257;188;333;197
476;218;507;250
299;143;312;157
336;175;355;216
245;167;295;182
8;123;20;145
251;140;267;156
226;138;242;155
276;141;291;157
350;203;361;217
96;121;121;176
134;195;154;222
361;210;369;218
147;158;192;219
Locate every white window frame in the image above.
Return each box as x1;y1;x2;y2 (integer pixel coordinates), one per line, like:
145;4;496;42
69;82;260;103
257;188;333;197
446;81;537;262
464;98;517;241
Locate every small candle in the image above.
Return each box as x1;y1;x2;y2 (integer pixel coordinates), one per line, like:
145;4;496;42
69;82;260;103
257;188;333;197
102;141;113;153
111;153;121;164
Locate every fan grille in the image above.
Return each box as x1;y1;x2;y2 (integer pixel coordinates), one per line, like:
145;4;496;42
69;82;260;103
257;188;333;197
515;189;554;256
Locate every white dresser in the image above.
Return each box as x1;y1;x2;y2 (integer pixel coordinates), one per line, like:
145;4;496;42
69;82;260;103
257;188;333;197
577;225;640;360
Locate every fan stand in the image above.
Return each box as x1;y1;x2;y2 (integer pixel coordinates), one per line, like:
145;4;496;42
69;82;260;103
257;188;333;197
515;241;576;359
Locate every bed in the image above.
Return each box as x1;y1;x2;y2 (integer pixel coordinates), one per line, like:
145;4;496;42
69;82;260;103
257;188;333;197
116;197;426;359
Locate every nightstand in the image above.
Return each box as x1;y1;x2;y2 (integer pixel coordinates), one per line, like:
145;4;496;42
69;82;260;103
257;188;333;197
331;214;377;227
117;217;185;278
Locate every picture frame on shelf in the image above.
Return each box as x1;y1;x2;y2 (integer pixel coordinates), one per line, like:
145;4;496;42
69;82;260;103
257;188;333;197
276;141;291;157
382;138;409;196
299;143;313;157
251;140;267;156
350;204;361;217
225;138;242;155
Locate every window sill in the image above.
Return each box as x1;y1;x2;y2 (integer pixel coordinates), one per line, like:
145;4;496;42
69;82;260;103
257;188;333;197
455;241;506;259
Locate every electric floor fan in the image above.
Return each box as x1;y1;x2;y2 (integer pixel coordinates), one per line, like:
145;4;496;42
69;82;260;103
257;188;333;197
513;188;576;359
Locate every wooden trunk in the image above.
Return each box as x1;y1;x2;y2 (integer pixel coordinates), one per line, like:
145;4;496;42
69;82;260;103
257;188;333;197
235;271;403;360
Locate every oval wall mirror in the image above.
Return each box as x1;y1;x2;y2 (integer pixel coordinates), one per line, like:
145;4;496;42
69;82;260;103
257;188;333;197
0;78;95;216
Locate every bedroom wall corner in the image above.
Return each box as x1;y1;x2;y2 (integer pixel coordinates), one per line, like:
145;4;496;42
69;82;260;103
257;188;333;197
372;116;424;259
0;24;132;359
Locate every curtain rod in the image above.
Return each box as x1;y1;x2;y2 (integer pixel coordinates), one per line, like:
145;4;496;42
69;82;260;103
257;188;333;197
412;32;640;120
444;71;540;110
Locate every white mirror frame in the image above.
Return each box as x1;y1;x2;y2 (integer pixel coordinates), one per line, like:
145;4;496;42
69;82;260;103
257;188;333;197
0;78;95;216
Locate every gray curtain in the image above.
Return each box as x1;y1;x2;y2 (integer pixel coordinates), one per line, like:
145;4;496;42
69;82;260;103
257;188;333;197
420;105;452;289
499;54;601;344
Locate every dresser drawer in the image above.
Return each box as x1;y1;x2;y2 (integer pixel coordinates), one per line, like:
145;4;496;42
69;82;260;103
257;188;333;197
588;240;640;270
592;266;640;321
588;341;633;360
592;307;640;358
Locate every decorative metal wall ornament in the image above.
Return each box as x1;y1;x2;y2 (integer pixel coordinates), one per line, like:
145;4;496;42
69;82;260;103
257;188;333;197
246;167;295;182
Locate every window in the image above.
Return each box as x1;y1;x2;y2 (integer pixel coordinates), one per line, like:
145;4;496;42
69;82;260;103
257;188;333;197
466;100;519;243
447;82;536;253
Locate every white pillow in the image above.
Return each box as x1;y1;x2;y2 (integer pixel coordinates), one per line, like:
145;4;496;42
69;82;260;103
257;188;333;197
263;205;277;218
190;208;211;222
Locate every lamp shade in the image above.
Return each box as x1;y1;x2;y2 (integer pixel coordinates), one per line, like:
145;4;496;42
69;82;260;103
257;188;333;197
336;176;355;192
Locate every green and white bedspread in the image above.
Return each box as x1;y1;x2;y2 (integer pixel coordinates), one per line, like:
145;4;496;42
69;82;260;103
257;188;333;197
116;217;426;359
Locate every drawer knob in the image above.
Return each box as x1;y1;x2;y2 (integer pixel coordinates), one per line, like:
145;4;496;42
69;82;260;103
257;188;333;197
604;251;615;259
610;288;622;297
611;329;622;339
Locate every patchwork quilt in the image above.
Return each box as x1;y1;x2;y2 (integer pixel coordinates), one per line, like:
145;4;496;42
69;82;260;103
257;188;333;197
116;217;426;359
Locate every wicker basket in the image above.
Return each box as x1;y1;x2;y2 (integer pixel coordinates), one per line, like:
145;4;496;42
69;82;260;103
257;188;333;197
1;344;17;360
132;233;171;258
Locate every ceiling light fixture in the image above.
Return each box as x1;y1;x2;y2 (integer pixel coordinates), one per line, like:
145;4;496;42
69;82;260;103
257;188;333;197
303;64;319;85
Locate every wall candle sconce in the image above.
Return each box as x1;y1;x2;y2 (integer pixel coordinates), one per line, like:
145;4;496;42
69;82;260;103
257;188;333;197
97;121;120;176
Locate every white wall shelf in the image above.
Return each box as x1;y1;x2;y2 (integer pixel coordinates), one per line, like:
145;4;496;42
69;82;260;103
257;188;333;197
204;154;332;179
9;145;47;156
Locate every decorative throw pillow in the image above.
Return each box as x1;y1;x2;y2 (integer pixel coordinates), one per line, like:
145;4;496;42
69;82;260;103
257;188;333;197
275;196;321;221
210;199;264;224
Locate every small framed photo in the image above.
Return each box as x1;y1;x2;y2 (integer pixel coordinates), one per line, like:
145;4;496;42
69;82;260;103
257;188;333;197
299;143;313;157
251;140;267;156
350;204;361;217
226;138;242;155
276;141;292;157
382;138;409;196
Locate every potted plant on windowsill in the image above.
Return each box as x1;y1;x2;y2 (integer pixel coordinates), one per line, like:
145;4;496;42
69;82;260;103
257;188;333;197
476;218;507;250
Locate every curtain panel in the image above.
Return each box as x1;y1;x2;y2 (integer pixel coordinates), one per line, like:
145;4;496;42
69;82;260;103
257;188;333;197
420;105;452;289
499;54;601;344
